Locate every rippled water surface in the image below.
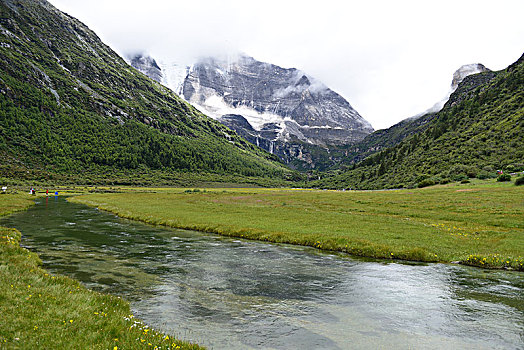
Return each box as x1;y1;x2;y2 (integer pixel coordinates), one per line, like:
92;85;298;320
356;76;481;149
2;197;523;349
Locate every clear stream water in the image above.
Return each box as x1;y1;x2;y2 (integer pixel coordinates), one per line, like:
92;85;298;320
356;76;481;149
2;197;523;349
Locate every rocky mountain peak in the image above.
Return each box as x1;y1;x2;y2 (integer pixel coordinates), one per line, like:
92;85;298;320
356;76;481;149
295;75;311;87
451;63;490;90
181;54;373;145
416;62;491;116
129;52;374;169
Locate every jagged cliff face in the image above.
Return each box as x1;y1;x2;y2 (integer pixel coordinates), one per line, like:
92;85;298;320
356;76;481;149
218;114;321;168
182;55;373;146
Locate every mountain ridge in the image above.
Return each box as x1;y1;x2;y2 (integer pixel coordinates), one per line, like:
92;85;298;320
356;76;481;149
327;64;499;169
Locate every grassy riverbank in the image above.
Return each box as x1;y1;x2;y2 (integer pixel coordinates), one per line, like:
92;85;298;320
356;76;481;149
70;181;524;271
0;194;203;349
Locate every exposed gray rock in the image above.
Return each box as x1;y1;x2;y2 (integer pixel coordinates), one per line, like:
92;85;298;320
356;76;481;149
219;114;273;151
219;114;330;169
128;54;162;83
451;63;490;90
182;54;373;146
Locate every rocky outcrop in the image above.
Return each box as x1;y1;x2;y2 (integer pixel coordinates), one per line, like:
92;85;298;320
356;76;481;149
451;63;490;90
127;54;163;83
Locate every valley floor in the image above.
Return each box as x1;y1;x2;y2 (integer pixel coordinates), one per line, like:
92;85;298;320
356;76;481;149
0;194;203;349
69;180;524;271
1;180;522;347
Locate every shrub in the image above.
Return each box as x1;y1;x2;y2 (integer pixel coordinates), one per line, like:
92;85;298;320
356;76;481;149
415;175;430;183
466;166;479;178
504;163;524;172
448;164;468;176
515;176;524;186
452;174;468;182
417;179;435;188
497;174;511;182
439;178;450;184
476;170;492;179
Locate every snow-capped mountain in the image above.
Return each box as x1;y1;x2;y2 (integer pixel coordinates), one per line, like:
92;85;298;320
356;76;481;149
179;55;373;147
451;63;490;90
128;53;374;168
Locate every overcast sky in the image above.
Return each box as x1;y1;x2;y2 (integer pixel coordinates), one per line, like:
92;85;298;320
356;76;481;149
48;0;523;130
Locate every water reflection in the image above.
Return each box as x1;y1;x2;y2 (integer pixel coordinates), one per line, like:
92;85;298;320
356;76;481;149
1;198;522;349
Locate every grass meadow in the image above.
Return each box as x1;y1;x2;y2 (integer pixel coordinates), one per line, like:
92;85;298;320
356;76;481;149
70;181;524;270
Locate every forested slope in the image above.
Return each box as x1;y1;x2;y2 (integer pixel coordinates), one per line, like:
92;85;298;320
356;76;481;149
0;0;295;185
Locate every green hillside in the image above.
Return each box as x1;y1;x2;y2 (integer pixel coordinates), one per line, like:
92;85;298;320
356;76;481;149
332;69;501;169
0;0;296;186
313;54;524;189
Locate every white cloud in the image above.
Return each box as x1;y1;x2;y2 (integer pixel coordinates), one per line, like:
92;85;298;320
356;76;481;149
49;0;524;130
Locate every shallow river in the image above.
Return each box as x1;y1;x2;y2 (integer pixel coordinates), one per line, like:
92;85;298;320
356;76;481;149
2;197;523;349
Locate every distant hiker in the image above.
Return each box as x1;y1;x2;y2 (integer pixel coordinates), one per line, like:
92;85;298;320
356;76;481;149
46;189;49;196
30;188;35;195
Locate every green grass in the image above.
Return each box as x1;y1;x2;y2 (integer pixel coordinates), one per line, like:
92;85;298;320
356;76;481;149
0;193;203;349
70;181;524;270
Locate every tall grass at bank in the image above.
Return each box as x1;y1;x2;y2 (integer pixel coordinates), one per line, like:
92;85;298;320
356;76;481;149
0;194;203;349
70;181;524;270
